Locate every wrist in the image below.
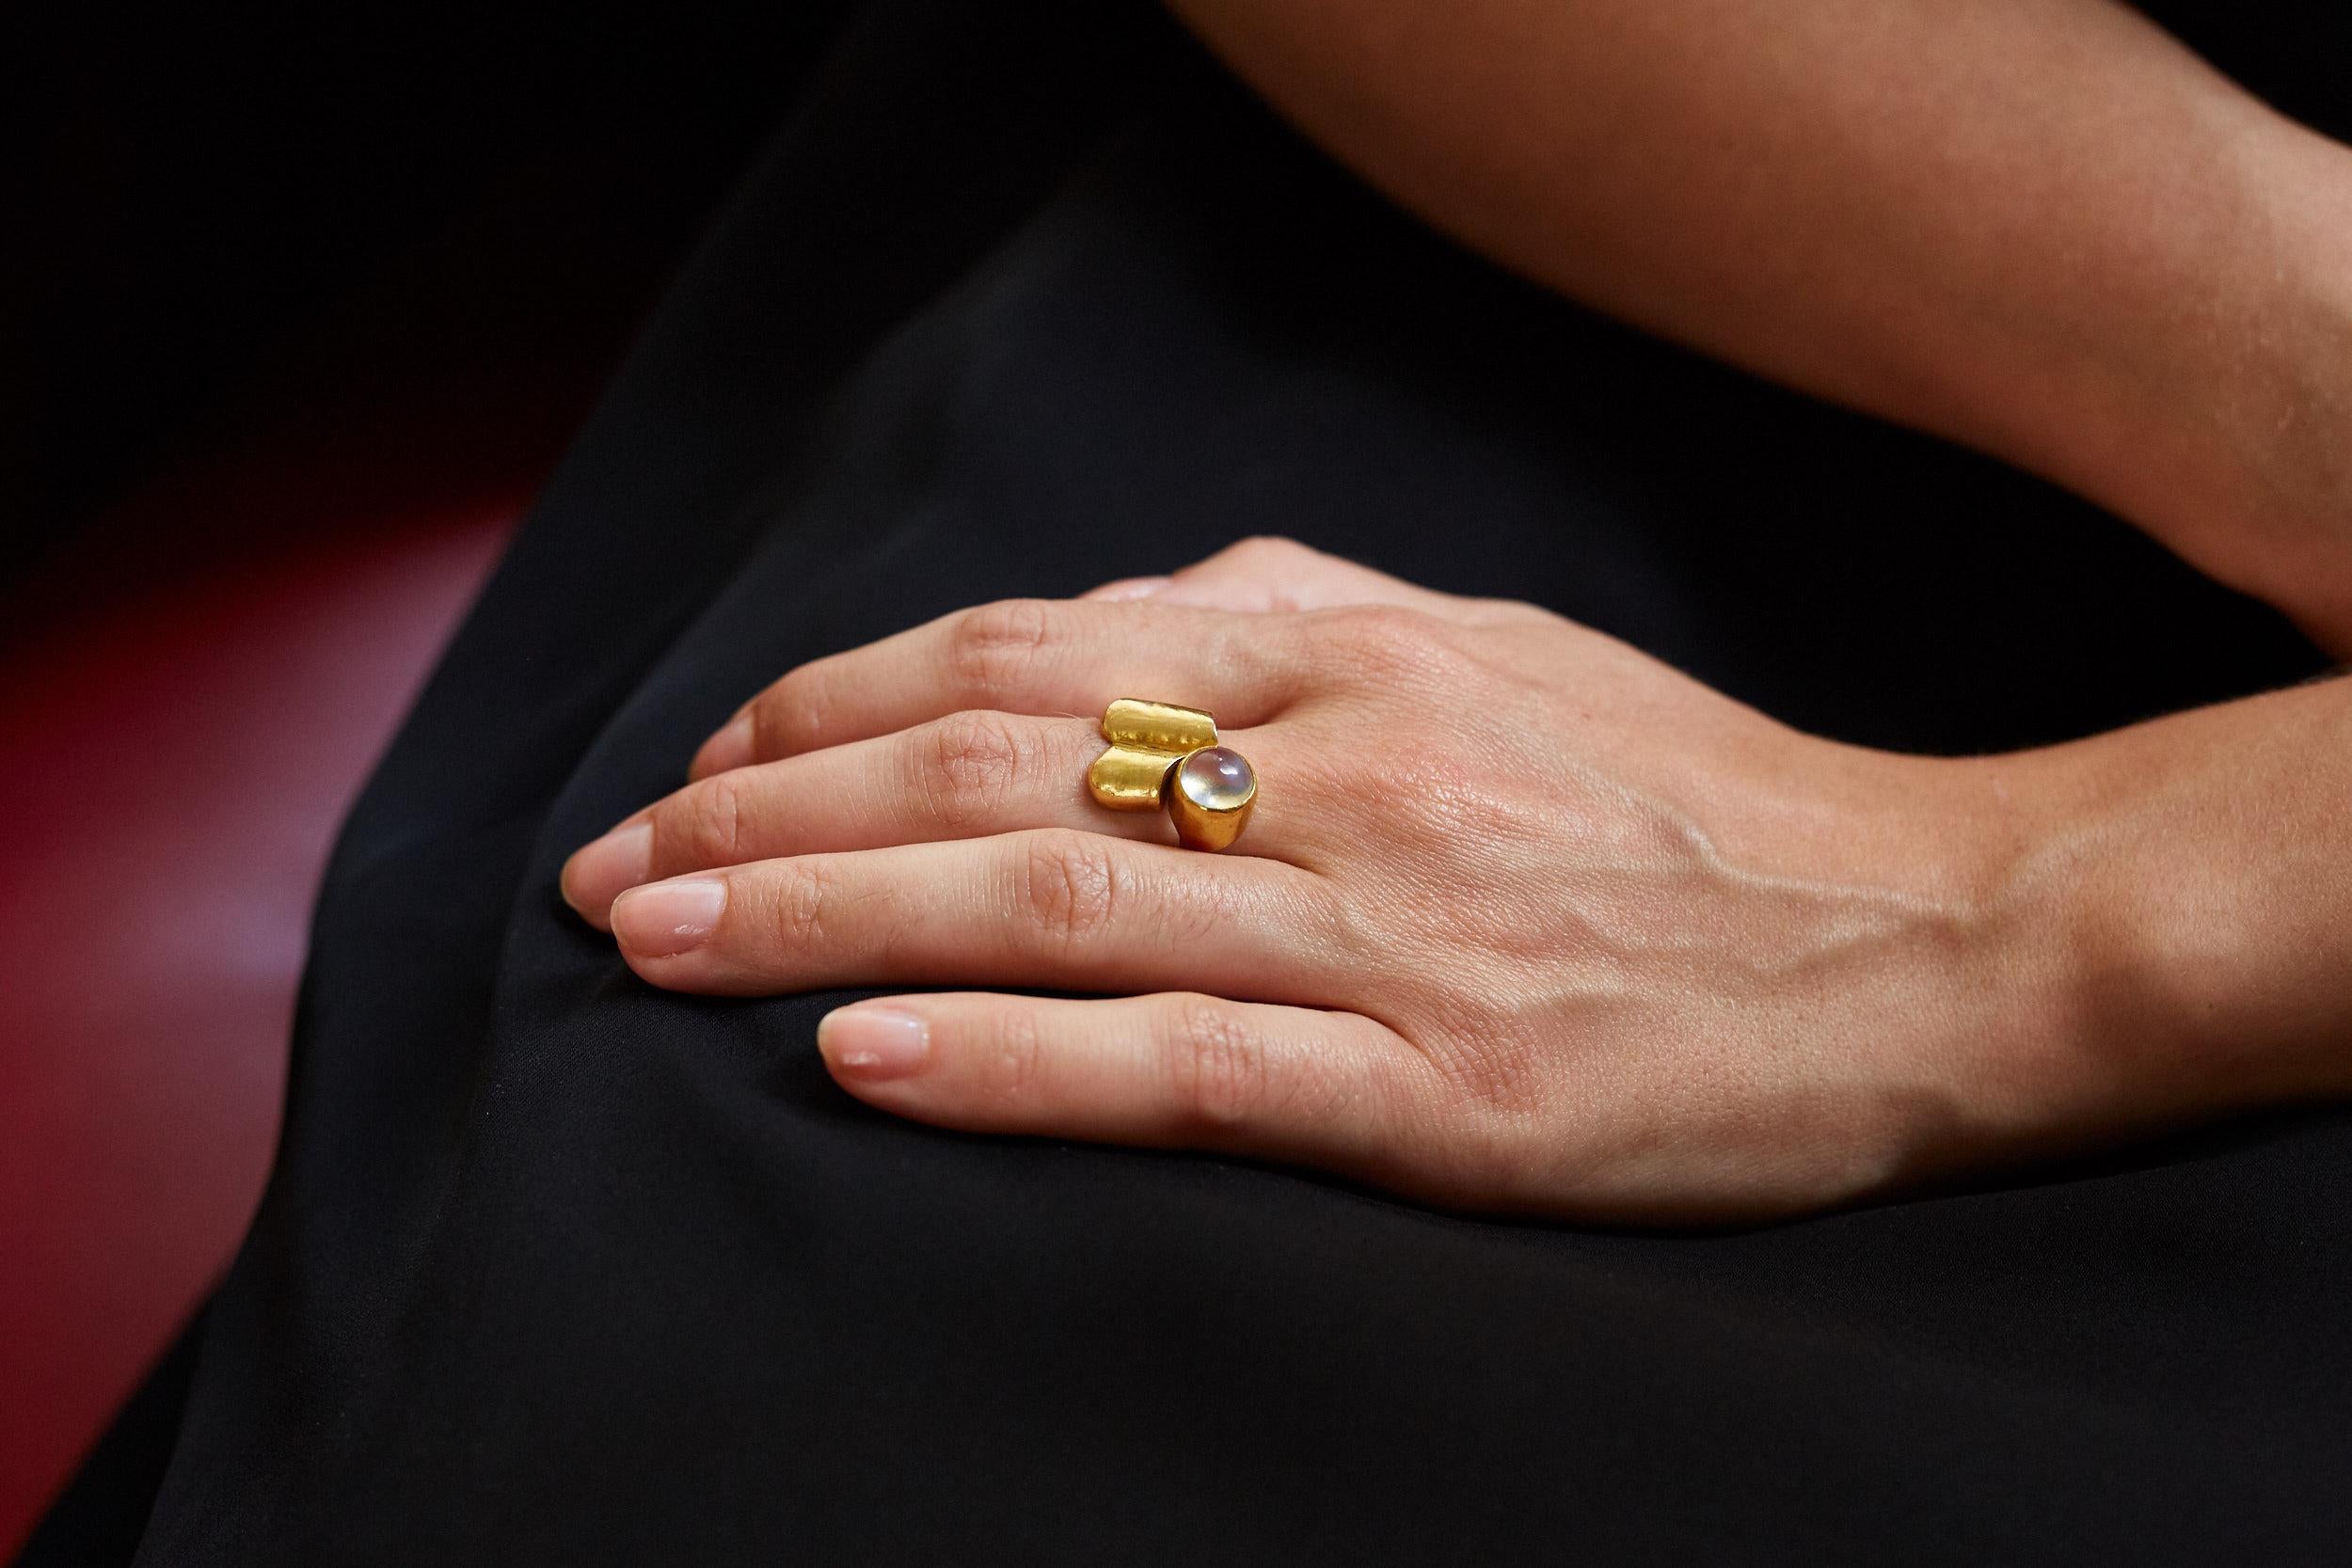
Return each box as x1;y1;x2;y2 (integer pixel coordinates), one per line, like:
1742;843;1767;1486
1969;694;2352;1138
1876;753;2162;1155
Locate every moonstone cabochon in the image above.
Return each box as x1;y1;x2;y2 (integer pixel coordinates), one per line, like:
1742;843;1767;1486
1175;746;1255;813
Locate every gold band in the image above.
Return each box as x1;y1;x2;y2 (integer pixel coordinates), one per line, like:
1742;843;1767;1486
1101;698;1216;753
1087;698;1257;851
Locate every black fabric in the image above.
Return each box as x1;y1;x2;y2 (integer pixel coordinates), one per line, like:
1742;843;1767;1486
40;2;2352;1561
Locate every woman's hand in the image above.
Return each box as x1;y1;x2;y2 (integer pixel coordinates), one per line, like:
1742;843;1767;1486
561;539;2349;1224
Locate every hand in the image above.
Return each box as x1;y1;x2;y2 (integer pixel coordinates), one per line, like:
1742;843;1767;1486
560;539;2205;1224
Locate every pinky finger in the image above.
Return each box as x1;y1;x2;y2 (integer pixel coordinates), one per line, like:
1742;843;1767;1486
815;990;1437;1186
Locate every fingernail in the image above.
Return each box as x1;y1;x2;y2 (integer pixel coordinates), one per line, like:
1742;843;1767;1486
693;712;755;778
817;1006;930;1080
1085;575;1170;603
561;820;652;920
611;878;726;958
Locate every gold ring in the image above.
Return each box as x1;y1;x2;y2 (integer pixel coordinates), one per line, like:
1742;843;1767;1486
1086;698;1257;852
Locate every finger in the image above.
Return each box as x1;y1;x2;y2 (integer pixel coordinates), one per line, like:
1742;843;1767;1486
815;990;1437;1188
1082;535;1539;624
1082;575;1170;602
608;830;1339;1000
564;714;1313;927
1091;535;1449;614
691;596;1309;780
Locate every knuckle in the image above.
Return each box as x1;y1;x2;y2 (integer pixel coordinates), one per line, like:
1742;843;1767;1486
973;1006;1047;1105
1424;1018;1550;1132
921;711;1030;829
766;861;836;948
1379;1021;1556;1199
1314;605;1488;702
1410;779;1531;852
1417;758;1492;816
948;598;1058;699
1218;533;1316;571
1266;740;1364;830
1370;743;1517;837
1018;831;1120;948
1336;603;1427;644
752;669;826;757
672;771;751;864
1322;605;1441;673
1166;996;1270;1129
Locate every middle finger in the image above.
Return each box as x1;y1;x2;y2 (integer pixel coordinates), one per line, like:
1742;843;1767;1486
690;596;1314;778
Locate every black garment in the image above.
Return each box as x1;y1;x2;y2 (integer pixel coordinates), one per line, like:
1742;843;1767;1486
37;3;2352;1561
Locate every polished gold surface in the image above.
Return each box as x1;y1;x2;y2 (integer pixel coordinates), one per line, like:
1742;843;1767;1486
1089;698;1256;850
1166;745;1257;851
1100;698;1217;754
1087;743;1183;811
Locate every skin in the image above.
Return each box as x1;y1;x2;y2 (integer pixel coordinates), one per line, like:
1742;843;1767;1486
1161;0;2352;657
560;4;2352;1224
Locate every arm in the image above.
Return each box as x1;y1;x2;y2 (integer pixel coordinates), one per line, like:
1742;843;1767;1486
555;7;2352;1221
1986;669;2352;1126
1165;0;2352;650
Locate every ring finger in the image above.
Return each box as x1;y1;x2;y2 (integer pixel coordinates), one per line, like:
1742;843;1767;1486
563;712;1318;927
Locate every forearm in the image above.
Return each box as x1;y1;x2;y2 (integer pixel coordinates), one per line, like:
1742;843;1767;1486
1981;673;2352;1128
1168;0;2352;647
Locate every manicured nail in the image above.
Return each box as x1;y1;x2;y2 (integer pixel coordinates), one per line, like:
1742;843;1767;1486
817;1006;930;1080
561;820;652;919
611;878;726;958
1086;576;1171;603
693;712;755;778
